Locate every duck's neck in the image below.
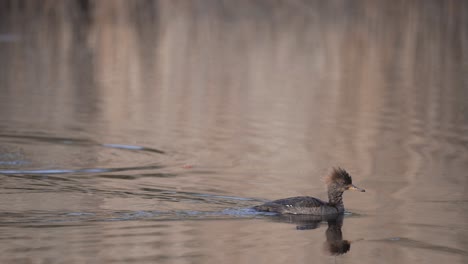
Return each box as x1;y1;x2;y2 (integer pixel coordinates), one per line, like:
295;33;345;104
327;186;344;210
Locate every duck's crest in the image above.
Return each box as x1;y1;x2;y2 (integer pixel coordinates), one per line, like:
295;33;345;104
325;167;352;185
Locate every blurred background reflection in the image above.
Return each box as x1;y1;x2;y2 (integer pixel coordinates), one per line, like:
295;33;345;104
0;1;467;263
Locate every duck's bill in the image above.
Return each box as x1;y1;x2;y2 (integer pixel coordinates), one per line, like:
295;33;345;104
348;184;365;192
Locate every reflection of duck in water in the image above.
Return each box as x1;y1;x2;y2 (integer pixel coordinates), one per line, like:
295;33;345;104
276;214;351;255
254;168;365;215
324;215;350;255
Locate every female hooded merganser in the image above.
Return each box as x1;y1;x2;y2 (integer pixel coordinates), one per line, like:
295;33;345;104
254;168;365;215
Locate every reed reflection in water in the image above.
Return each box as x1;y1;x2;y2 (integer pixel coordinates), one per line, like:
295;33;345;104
0;1;467;264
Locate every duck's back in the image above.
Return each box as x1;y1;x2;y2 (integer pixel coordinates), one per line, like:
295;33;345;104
254;196;340;215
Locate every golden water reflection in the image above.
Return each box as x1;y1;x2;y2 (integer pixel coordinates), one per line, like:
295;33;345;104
0;1;467;264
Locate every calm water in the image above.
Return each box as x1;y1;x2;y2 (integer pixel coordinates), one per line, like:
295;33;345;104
1;1;468;263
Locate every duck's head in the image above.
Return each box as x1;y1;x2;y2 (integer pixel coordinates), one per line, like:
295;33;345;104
325;167;365;193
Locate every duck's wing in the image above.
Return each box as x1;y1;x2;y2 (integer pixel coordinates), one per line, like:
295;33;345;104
253;196;328;214
269;196;327;208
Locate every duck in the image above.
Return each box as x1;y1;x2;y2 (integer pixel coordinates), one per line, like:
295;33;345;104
254;167;365;215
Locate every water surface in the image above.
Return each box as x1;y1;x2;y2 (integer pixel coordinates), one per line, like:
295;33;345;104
0;1;467;263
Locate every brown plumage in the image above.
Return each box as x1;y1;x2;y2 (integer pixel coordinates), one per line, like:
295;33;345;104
324;167;352;186
254;167;365;215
